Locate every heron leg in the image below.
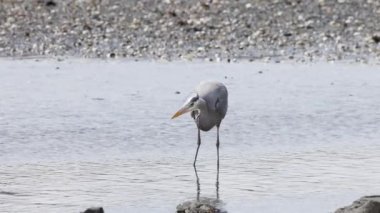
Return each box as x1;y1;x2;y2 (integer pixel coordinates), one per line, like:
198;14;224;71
216;126;220;172
216;170;220;200
194;164;200;201
193;128;201;167
216;126;220;200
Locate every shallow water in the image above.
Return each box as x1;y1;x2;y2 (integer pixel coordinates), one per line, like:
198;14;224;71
1;59;380;213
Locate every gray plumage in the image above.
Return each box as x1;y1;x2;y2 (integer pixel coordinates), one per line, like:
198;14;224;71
172;81;228;169
191;81;228;131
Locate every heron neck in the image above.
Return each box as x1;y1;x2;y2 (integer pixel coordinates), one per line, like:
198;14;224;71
195;98;214;130
192;98;208;121
197;98;208;114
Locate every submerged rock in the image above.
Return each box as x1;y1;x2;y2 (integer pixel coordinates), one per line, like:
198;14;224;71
177;198;226;213
335;196;380;213
82;207;104;213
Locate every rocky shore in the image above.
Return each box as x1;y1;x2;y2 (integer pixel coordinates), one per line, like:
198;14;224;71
1;0;380;62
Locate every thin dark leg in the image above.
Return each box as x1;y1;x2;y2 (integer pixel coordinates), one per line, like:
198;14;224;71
193;128;201;167
216;126;220;200
194;164;200;201
216;126;220;172
216;170;220;200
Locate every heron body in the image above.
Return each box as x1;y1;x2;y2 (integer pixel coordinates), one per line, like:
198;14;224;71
172;81;228;168
192;81;228;131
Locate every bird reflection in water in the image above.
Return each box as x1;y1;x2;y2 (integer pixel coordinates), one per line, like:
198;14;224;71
193;163;220;201
176;154;225;213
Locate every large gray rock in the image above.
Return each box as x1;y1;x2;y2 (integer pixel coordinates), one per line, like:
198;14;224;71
335;196;380;213
177;198;226;213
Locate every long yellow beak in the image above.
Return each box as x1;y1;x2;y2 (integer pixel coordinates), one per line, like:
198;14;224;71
171;107;190;119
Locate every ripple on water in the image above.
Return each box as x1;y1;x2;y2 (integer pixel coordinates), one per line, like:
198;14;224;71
1;60;380;212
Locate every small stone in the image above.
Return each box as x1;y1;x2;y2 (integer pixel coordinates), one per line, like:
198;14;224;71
45;0;57;7
108;52;116;58
175;91;181;94
372;35;380;43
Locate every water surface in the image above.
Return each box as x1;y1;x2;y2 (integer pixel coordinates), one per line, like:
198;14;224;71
1;59;380;212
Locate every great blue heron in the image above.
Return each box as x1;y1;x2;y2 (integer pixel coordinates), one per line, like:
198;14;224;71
171;81;228;170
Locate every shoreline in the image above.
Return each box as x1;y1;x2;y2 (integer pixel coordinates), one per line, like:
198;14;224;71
1;55;380;65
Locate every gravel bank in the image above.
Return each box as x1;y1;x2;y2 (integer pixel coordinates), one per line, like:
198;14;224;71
1;0;380;62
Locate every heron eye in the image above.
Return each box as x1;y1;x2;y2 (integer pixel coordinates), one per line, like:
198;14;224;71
190;96;198;102
190;102;194;107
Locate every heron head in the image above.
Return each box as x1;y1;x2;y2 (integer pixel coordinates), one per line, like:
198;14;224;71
171;93;200;119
